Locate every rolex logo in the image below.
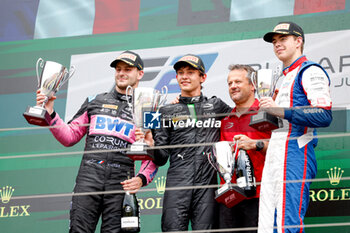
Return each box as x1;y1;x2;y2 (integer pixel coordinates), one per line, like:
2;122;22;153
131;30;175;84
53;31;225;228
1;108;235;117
155;176;166;194
0;186;15;204
327;167;344;186
0;185;30;218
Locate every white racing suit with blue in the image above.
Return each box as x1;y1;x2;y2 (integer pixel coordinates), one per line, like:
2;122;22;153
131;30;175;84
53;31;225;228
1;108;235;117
48;89;158;233
258;56;332;233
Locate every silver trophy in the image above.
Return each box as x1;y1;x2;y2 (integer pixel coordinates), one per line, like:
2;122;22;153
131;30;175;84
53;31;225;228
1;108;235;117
23;58;75;126
207;141;246;208
249;66;282;131
126;86;168;160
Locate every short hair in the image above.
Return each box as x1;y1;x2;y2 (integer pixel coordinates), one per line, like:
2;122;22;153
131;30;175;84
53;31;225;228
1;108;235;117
292;35;304;53
176;63;205;77
228;64;256;84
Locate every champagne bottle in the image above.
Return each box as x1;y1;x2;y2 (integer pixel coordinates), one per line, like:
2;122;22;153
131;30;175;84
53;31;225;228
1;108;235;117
121;172;140;232
236;149;256;197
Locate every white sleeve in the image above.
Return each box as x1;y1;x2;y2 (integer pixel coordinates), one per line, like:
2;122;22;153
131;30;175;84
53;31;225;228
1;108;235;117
301;65;332;108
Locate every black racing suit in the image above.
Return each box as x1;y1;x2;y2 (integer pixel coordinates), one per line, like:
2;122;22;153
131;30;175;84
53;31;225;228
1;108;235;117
48;89;158;233
153;94;232;231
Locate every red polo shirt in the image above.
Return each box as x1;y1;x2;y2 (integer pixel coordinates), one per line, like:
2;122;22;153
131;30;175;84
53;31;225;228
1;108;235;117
220;99;271;198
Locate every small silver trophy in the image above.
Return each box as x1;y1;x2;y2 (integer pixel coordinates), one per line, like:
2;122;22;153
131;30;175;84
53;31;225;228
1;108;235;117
207;141;246;208
126;86;168;160
23;58;75;126
249;66;282;131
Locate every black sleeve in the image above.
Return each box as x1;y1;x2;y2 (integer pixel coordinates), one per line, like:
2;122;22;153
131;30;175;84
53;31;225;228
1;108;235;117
152;107;171;166
137;174;147;187
50;111;56;119
215;97;232;119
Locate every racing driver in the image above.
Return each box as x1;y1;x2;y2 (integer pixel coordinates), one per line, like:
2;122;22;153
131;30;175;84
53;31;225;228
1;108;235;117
151;54;232;231
258;22;332;233
36;50;158;233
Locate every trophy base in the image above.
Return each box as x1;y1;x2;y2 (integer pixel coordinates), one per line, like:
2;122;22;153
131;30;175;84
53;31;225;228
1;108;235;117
126;143;154;161
215;183;247;208
23;106;52;126
249;111;281;131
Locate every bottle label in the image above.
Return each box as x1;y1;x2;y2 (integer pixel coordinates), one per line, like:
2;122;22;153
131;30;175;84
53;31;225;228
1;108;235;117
130;144;144;152
121;217;139;228
237;177;246;188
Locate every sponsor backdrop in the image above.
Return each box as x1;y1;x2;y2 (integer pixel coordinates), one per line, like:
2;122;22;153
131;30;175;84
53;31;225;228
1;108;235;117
1;0;350;232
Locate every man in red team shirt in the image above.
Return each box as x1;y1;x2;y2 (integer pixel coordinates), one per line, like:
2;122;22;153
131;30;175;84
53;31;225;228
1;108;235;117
219;64;272;233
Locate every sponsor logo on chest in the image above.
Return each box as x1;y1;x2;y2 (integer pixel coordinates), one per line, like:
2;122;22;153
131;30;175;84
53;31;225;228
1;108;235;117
90;115;135;140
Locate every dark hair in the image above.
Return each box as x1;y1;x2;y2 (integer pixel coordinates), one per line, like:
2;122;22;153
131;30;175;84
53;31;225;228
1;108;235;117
176;63;205;76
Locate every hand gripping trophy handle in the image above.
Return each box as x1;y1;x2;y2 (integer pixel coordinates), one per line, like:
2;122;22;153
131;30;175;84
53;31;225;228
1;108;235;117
126;85;168;161
249;66;282;131
208;141;247;208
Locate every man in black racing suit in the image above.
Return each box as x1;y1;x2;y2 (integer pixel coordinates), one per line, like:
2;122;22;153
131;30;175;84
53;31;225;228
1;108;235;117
36;51;158;233
152;54;232;231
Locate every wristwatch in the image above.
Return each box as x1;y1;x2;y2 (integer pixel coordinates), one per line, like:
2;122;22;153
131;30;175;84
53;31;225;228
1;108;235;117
256;140;264;151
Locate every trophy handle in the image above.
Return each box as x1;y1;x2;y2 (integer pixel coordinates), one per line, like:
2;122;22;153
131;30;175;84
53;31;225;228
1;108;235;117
60;65;76;88
36;58;45;88
231;140;239;174
250;72;259;99
207;152;219;173
68;65;76;79
271;65;282;96
159;86;168;107
126;85;133;107
60;66;75;84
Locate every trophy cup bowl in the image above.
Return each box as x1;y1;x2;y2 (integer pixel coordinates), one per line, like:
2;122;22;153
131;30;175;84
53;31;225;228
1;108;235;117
208;141;247;208
23;58;75;126
126;86;168;160
249;68;281;131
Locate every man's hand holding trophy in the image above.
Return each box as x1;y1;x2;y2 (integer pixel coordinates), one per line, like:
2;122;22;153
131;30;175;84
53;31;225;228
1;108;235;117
207;140;256;208
249;66;282;131
23;58;75;126
125;85;167;160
